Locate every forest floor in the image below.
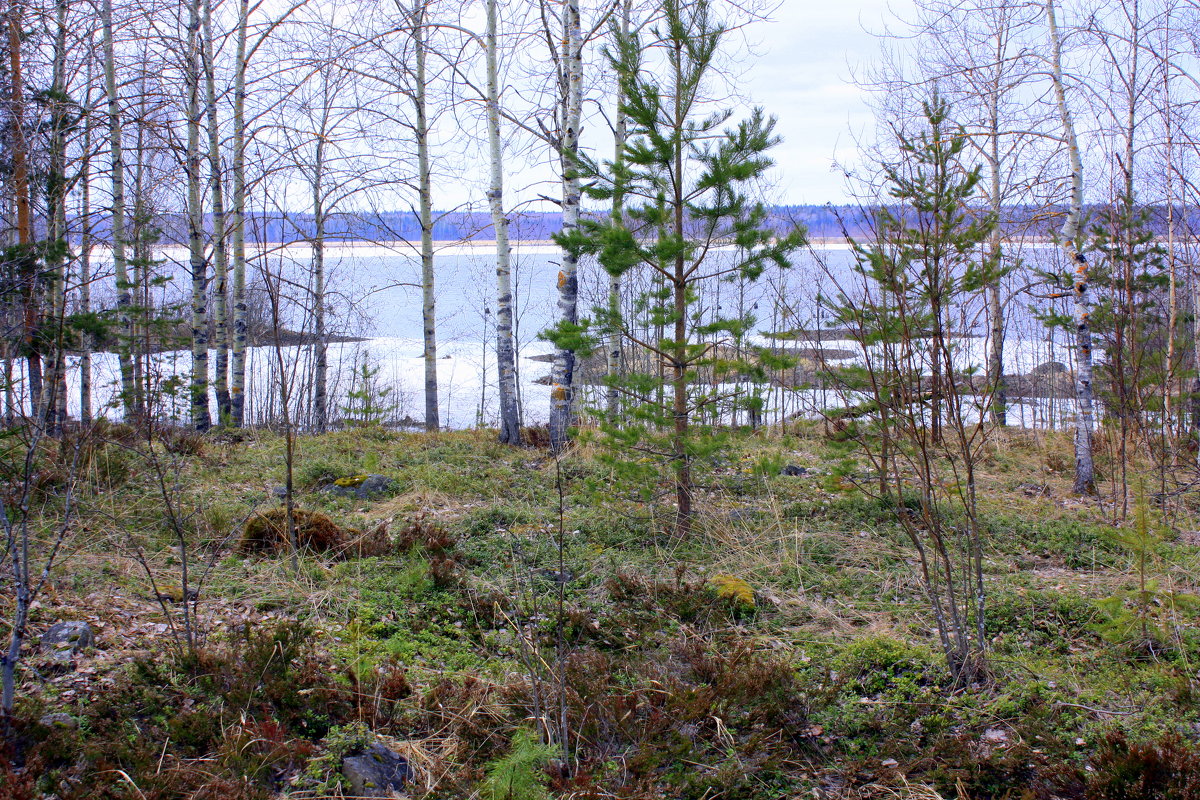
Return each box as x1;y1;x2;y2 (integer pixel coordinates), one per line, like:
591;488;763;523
5;423;1200;799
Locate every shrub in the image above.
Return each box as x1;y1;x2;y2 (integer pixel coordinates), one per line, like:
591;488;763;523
239;507;355;554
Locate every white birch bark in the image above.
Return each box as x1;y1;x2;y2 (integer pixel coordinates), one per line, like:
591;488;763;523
486;0;522;445
230;0;248;427
1046;0;1094;495
101;0;135;419
186;0;212;431
311;133;328;432
412;0;439;432
549;0;584;452
606;0;631;420
203;0;230;423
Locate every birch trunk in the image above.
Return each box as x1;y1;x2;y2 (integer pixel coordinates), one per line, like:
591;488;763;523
549;0;584;452
487;0;522;446
606;0;631;419
1046;0;1095;495
187;0;212;431
203;0;230;423
101;0;135;420
230;0;248;428
311;136;327;433
412;1;439;432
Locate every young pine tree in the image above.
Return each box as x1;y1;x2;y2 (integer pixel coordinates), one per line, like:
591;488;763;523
548;0;805;537
822;94;1004;683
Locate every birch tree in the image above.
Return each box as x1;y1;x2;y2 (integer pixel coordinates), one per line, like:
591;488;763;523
186;0;212;431
1046;0;1095;495
101;0;135;419
485;0;522;445
547;0;584;452
202;0;231;423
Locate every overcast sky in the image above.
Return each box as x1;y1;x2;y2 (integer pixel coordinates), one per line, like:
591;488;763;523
740;0;901;205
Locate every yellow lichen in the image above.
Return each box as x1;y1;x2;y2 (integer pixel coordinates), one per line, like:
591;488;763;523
333;474;369;487
709;574;755;607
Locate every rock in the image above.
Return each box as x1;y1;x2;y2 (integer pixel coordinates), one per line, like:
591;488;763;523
272;486;288;499
537;568;575;584
780;464;808;476
342;743;410;797
983;728;1009;745
41;621;93;663
325;474;397;500
39;712;79;730
1030;360;1067;376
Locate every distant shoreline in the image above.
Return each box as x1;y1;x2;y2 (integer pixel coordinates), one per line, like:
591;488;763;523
76;237;1069;261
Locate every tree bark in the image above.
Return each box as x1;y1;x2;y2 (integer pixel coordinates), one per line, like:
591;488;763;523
203;0;231;423
408;0;439;432
101;0;135;420
549;0;584;452
80;98;93;425
311;135;327;432
187;0;212;431
486;0;522;446
230;0;248;428
986;64;1005;427
606;0;631;420
1046;0;1094;495
7;0;39;421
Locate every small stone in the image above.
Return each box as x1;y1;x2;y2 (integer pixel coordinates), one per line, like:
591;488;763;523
39;713;79;730
325;474;397;500
342;742;410;797
983;728;1008;744
41;621;94;663
780;464;808;477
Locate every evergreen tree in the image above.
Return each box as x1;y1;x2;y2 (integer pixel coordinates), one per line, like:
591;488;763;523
822;94;1003;683
549;0;804;537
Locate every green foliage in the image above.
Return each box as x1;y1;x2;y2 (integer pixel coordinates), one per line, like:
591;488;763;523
480;728;556;800
820;93;1003;683
341;353;398;427
544;0;805;533
1092;488;1200;654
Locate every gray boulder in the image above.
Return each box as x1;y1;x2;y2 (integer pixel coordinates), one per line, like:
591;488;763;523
41;620;94;663
342;743;410;797
325;474;397;500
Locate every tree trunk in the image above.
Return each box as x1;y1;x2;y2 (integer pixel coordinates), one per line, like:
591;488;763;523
42;0;70;434
606;0;631;420
203;0;231;423
671;36;691;537
407;1;439;432
1046;0;1094;495
187;0;211;431
230;0;248;428
311;138;327;433
486;0;522;446
549;0;584;452
101;0;135;420
80;102;93;425
986;76;1005;427
7;0;39;421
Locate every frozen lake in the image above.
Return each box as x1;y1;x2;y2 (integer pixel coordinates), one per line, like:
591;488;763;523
54;240;1086;430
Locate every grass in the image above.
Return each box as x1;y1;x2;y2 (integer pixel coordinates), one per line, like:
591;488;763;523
5;422;1200;798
